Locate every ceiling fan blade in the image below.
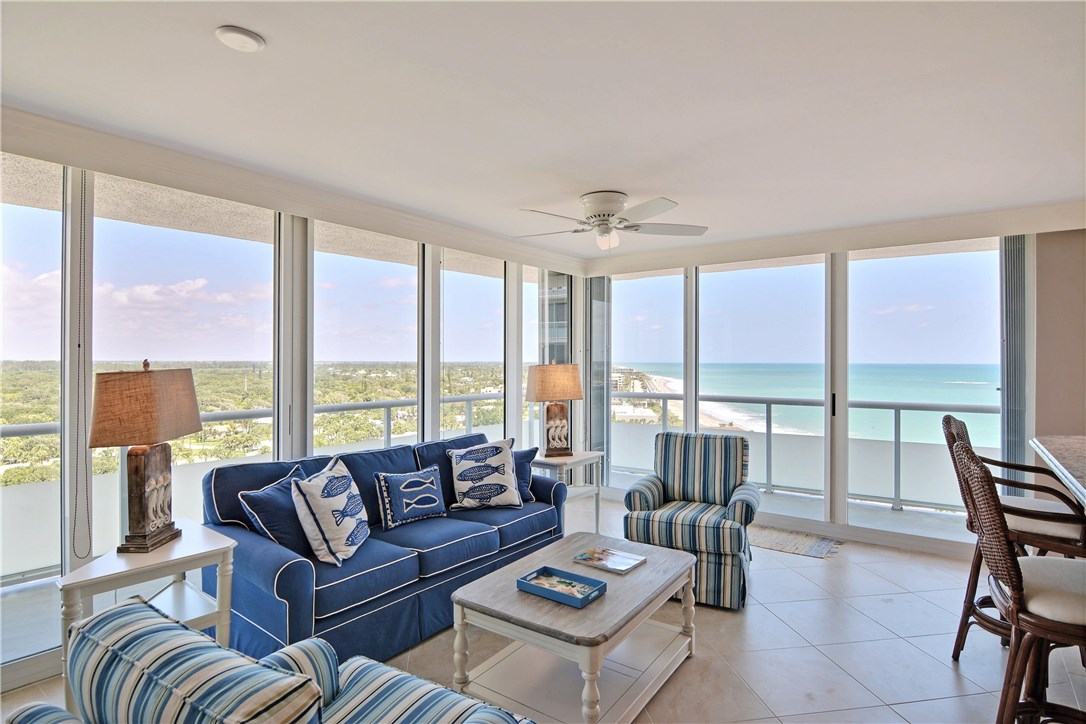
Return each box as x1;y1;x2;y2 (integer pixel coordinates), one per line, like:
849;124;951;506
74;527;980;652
516;228;590;238
521;209;591;226
616;197;677;223
621;222;708;236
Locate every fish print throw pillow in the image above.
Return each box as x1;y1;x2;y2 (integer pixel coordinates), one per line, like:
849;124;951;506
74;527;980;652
447;438;522;510
375;465;447;529
291;458;369;566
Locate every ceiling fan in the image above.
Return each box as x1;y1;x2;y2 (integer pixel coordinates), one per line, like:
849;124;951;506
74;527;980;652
519;191;708;250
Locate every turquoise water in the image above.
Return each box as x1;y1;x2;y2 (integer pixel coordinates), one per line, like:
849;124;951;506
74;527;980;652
618;362;1000;446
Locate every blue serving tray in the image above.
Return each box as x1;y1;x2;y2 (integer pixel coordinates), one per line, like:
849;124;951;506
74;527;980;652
517;566;606;608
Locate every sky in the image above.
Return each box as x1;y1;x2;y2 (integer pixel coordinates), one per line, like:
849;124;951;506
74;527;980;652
4;201;999;366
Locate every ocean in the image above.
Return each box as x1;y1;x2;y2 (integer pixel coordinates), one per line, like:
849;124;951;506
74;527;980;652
619;362;1001;446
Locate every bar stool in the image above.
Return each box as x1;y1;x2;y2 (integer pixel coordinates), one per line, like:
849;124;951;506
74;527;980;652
942;415;1085;660
953;441;1086;724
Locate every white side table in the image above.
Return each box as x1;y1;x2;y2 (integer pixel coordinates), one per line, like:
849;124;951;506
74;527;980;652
532;450;605;533
56;518;235;712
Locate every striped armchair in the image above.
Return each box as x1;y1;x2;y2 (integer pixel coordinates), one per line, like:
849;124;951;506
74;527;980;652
7;598;525;724
623;432;760;609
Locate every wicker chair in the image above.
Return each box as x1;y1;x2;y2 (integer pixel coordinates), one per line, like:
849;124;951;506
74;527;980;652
941;415;1085;660
952;441;1086;724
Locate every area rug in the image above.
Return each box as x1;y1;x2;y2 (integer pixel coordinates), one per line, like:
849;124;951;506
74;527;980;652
747;525;843;558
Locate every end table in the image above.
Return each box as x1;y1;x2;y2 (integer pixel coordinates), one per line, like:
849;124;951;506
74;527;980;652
531;450;605;533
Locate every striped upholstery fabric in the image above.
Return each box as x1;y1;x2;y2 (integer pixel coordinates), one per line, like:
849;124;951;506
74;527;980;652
693;552;748;608
725;482;762;526
325;658;520;724
67;598;321;724
624;475;666;512
259;638;339;709
655;433;748;505
6;705;81;724
625;501;746;555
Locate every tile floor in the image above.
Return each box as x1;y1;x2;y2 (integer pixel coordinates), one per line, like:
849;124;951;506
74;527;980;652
3;496;1084;723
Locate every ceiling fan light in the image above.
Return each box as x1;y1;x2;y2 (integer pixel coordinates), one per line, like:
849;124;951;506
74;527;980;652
596;229;620;251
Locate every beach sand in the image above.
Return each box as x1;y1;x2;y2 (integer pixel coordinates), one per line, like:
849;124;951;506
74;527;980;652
643;373;756;432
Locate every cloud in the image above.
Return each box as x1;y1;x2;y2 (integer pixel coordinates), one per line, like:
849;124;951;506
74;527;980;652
319;282;337;289
629;313;649;323
396;294;417;306
649;324;664;330
873;304;934;316
377;276;417;289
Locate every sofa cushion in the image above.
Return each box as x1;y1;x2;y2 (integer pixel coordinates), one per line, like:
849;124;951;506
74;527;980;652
326;657;519;724
413;433;488;505
338;445;417;524
259;638;340;708
449;438;522;510
292;459;369;566
625;500;747;555
69;598;321;724
203;455;332;528
513;448;538;503
376;465;447;529
239;465;312;555
448;502;558;550
370;517;499;578
314;538;419;619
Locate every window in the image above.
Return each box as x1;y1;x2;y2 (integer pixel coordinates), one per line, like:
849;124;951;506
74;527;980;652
92;175;275;550
0;153;65;664
441;250;504;439
699;257;826;519
313;221;419;452
608;270;684;488
848;239;1000;536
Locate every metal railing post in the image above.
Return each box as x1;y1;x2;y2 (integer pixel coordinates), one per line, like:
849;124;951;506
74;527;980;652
662;398;669;433
383;406;392;447
465;400;473;434
892;407;903;511
764;403;774;494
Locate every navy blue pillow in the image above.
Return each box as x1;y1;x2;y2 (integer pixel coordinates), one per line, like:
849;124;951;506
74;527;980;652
375;465;447;530
238;465;312;555
513;448;538;503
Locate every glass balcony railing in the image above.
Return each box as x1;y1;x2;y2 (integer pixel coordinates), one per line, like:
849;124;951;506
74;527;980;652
609;391;1000;513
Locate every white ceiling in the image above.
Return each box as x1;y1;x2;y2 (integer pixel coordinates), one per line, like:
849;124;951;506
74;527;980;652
2;1;1084;261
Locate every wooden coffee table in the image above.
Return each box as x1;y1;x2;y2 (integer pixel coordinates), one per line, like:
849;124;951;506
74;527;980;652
451;531;696;724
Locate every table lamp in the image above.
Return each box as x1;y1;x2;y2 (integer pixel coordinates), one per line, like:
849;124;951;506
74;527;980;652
526;362;583;457
89;360;202;553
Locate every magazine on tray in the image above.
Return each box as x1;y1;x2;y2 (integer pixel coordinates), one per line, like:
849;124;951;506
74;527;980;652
573;546;647;574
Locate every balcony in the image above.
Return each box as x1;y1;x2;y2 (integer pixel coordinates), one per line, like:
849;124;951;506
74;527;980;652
609;391;1000;542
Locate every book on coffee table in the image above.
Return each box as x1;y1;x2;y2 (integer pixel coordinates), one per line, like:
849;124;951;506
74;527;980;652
573;546;647;574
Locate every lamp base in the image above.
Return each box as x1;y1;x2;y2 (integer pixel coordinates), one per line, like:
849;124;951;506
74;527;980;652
118;442;181;554
543;401;574;458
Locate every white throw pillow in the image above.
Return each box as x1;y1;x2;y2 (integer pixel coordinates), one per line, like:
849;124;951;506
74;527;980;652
447;438;522;510
291;458;369;566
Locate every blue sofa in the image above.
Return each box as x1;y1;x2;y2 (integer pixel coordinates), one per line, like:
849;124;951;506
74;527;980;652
9;598;526;724
201;434;566;663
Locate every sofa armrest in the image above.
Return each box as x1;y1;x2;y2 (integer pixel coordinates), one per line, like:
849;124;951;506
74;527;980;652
5;704;82;724
725;482;762;526
201;524;316;650
530;473;567;534
625;475;666;512
260;637;339;708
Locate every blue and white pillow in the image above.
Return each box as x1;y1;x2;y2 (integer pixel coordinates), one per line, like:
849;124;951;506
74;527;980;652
239;464;313;555
447;438;522;510
375;465;447;530
291;458;369;566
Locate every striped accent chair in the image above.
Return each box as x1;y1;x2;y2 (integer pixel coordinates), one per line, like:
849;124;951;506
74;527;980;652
8;598;526;724
623;432;760;609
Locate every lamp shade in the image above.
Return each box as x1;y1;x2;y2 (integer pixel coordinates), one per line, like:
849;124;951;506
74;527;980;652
526;363;583;402
89;367;202;448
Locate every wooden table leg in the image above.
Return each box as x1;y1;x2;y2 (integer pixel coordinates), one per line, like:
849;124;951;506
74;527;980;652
579;647;602;724
216;548;233;646
682;566;696;656
60;587;83;712
453;605;469;691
